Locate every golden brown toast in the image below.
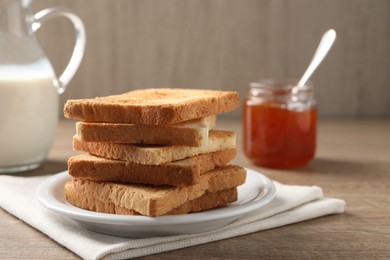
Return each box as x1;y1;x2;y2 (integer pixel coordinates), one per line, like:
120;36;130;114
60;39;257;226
68;149;236;186
66;186;238;216
73;130;236;165
64;165;246;216
64;88;239;125
75;115;216;147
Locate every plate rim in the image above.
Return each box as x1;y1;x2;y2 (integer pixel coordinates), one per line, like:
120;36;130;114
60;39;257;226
36;168;276;227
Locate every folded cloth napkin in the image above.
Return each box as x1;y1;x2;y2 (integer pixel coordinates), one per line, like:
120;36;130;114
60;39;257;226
0;174;345;260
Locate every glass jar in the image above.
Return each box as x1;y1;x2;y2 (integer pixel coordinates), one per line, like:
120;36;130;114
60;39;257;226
243;79;317;169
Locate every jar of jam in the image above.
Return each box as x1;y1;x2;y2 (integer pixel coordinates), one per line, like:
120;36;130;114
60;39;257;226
243;79;317;169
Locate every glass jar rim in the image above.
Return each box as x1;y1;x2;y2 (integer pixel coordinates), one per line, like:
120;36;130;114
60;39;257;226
250;78;313;91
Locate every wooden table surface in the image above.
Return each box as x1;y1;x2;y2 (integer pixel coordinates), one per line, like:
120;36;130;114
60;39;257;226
1;118;389;259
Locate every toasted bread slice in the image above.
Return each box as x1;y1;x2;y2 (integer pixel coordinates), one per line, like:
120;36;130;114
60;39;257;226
64;165;246;216
65;185;237;216
73;130;236;165
76;115;216;147
68;149;236;186
64;88;239;125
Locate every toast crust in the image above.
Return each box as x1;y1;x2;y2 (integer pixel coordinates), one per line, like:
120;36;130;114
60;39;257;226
64;88;239;125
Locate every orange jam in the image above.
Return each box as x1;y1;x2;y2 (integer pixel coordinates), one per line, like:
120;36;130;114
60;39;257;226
243;80;317;169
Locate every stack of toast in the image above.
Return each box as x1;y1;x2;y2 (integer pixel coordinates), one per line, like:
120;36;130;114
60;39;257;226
63;88;246;217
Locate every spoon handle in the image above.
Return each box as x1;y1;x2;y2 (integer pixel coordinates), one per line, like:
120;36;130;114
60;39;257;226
297;29;337;88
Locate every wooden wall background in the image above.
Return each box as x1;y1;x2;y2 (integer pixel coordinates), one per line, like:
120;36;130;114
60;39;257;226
32;0;390;118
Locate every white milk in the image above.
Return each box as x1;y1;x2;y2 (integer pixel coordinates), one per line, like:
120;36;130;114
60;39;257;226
0;62;58;170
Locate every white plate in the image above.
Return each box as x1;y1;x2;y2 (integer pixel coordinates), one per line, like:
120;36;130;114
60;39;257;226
36;168;276;238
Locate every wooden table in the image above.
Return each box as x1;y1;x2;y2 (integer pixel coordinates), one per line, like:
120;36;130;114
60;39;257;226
1;119;389;259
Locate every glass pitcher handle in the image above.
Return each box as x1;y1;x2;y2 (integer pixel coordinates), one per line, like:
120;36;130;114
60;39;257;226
32;7;86;94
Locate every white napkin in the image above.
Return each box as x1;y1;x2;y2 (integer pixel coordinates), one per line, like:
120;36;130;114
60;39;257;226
0;174;345;260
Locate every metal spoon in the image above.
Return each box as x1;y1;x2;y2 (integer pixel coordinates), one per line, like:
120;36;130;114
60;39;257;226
293;29;337;94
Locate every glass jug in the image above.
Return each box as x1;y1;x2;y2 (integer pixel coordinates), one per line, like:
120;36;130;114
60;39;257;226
0;0;86;173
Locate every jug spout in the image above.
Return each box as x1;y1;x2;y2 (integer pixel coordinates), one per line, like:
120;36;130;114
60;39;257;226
0;0;45;65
